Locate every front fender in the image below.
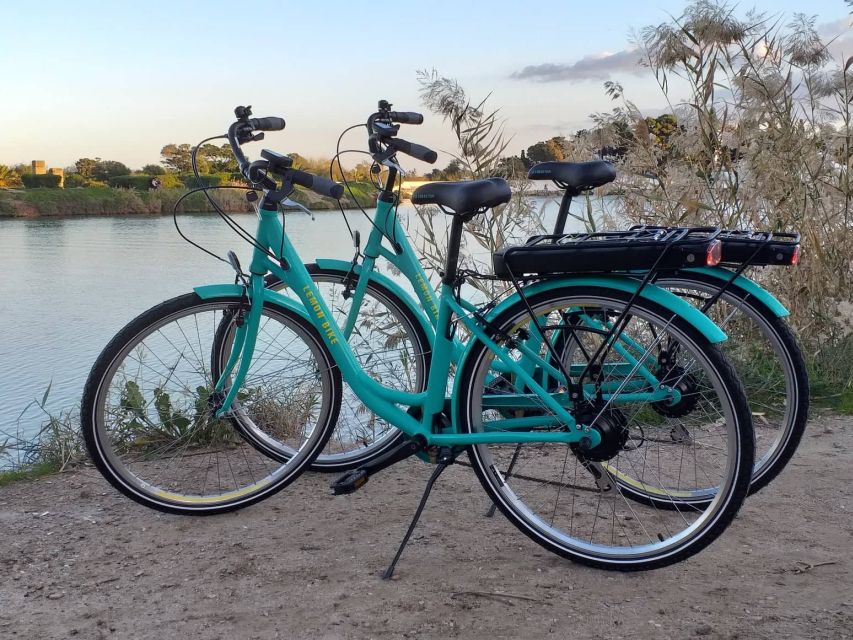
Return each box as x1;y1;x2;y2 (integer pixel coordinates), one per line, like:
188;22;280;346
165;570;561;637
193;283;311;321
682;267;789;318
314;258;436;340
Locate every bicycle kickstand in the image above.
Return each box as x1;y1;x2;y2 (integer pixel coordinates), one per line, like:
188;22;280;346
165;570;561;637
382;447;453;580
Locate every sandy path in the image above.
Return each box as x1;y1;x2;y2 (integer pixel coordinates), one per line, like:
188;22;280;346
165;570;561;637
1;414;851;639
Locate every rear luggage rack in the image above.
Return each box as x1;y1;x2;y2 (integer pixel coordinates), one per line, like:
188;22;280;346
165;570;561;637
492;227;722;279
629;226;801;267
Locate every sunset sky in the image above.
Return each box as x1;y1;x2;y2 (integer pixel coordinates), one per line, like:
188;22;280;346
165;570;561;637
1;0;850;170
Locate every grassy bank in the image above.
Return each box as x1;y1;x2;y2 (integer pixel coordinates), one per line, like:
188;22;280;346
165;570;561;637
0;183;376;218
2;356;851;487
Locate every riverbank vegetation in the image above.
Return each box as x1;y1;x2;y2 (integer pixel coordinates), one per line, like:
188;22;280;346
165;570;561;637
0;182;376;217
413;1;853;412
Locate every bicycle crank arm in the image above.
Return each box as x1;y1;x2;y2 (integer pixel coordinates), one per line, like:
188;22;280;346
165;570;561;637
330;436;426;495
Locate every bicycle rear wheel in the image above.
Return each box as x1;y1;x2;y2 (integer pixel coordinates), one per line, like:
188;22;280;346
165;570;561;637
655;272;809;495
81;293;341;515
457;286;754;570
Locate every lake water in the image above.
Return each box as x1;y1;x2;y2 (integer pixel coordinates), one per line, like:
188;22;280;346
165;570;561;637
0;196;597;451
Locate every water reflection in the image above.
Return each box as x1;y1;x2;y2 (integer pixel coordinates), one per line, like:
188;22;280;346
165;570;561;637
0;196;601;445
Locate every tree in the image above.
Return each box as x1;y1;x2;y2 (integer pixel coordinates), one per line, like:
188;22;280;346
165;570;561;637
142;164;165;175
75;157;100;178
64;173;88;188
644;114;678;149
199;143;237;173
442;159;463;179
526;136;571;163
495;155;528;177
348;160;373;181
0;165;22;188
91;160;131;181
160;144;198;173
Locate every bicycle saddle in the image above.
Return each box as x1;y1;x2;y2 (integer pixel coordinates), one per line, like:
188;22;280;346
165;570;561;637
411;178;511;216
527;160;616;191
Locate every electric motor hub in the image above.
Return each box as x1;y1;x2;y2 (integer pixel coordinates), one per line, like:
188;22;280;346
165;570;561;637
571;401;629;462
652;366;700;418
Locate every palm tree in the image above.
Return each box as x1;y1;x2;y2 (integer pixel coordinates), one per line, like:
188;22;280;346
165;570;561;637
0;165;22;188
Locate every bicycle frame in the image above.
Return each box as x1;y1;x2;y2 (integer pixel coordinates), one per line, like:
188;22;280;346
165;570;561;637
207;197;724;450
209;204;617;448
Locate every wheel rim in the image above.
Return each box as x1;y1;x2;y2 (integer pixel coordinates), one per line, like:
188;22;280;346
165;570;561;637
464;293;746;563
656;278;799;485
90;300;335;510
261;273;428;466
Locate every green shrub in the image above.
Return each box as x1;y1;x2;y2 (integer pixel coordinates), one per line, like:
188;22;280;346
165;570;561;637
21;174;62;189
159;173;182;189
63;173;88;188
178;173;230;189
108;174;185;190
108;175;156;190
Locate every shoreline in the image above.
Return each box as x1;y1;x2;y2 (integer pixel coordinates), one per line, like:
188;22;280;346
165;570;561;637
0;185;377;219
0;185;565;219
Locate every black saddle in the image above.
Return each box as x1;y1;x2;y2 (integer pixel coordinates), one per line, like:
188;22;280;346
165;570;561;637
527;161;616;191
412;178;511;215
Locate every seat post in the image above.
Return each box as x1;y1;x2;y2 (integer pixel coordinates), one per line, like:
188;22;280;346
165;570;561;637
442;215;466;285
552;187;580;236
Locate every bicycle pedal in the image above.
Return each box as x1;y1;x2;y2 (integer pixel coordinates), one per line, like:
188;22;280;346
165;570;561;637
330;469;369;495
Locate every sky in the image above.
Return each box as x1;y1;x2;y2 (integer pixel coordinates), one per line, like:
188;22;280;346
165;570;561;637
1;0;850;172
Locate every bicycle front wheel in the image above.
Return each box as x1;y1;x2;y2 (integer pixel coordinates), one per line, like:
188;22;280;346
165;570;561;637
81;293;341;515
457;286;754;571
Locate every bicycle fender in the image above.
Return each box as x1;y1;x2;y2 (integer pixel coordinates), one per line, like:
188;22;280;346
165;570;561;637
682;267;789;318
314;258;436;340
481;276;727;344
449;275;728;430
193;284;311;321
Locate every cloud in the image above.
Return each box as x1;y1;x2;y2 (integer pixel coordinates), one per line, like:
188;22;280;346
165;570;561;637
511;49;644;83
818;16;853;62
817;16;851;40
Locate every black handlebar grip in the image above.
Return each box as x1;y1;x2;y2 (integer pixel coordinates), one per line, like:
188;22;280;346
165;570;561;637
389;138;438;164
248;117;286;132
389;111;424;125
290;170;345;199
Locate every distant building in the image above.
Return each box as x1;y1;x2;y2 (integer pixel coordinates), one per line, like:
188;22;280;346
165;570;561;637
31;160;64;187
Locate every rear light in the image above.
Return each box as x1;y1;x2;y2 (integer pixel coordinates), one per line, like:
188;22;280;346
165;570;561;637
706;239;722;266
790;245;800;265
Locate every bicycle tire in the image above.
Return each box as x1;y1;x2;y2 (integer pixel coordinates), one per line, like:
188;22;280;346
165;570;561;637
81;292;341;515
655;272;809;495
457;286;754;571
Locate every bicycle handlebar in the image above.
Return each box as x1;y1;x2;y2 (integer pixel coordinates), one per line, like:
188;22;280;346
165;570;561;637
290;169;345;199
388;111;423;125
367;102;436;166
386;138;438;164
247;117;286;132
225;108;343;200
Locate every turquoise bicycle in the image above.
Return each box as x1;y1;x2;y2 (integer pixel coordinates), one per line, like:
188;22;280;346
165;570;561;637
248;102;807;501
82;107;755;571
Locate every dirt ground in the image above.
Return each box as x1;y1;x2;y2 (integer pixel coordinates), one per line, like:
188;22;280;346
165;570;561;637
1;413;851;640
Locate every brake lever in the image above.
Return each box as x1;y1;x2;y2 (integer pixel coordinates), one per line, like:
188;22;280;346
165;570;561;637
282;197;315;220
380;157;407;176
